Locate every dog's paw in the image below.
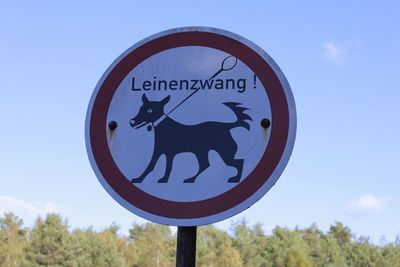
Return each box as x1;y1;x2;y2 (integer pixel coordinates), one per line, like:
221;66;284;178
227;177;240;183
157;177;169;183
183;177;196;183
131;178;143;183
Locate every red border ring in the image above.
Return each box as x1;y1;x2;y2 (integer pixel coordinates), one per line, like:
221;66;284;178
86;27;295;225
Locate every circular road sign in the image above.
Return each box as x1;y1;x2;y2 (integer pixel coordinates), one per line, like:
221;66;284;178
85;27;296;226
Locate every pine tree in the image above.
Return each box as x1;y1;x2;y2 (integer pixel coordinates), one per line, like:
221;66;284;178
24;214;71;266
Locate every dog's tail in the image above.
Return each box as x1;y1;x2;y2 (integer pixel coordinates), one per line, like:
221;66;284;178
223;102;252;130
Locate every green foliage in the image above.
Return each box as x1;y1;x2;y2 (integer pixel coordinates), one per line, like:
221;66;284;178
381;243;400;267
302;224;346;266
24;214;71;266
197;225;242;267
328;221;352;246
66;226;126;267
0;213;399;266
263;226;310;267
232;221;267;266
0;213;27;267
127;223;175;267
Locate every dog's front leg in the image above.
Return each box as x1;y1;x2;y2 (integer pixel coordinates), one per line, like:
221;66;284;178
157;154;174;183
131;153;161;183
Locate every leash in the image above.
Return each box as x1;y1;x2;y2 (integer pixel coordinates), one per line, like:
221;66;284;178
147;55;238;131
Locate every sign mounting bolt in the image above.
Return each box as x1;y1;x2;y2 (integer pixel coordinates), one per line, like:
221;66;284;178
260;118;270;129
108;120;117;130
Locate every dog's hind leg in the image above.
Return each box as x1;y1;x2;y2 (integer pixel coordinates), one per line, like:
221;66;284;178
183;152;210;183
225;158;244;183
217;138;244;183
158;154;174;183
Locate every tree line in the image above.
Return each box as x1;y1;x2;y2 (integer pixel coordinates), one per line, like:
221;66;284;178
0;212;399;267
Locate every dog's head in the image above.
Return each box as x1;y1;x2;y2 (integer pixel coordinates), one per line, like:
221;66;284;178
130;94;170;129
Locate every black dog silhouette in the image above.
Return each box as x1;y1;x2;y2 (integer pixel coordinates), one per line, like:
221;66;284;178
130;94;252;183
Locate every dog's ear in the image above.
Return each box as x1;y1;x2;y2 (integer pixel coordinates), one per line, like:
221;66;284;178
161;95;170;106
142;94;149;104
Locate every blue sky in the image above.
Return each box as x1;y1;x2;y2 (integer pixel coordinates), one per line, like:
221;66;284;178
1;1;399;243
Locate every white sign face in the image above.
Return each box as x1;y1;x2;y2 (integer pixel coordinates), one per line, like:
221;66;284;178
85;27;296;226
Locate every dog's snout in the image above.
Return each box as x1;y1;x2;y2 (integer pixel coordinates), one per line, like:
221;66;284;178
130;119;135;127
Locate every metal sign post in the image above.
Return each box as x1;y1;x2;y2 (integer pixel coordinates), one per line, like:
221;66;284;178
85;27;296;265
176;226;197;267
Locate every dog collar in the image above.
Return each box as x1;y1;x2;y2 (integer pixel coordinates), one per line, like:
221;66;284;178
152;114;168;128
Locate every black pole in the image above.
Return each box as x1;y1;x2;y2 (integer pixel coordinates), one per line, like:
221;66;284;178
176;226;197;267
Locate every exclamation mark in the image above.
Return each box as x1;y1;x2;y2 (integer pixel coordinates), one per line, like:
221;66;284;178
253;74;257;89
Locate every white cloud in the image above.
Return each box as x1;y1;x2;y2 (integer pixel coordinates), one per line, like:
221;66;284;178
350;194;390;213
322;41;347;64
322;39;362;64
0;196;62;225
